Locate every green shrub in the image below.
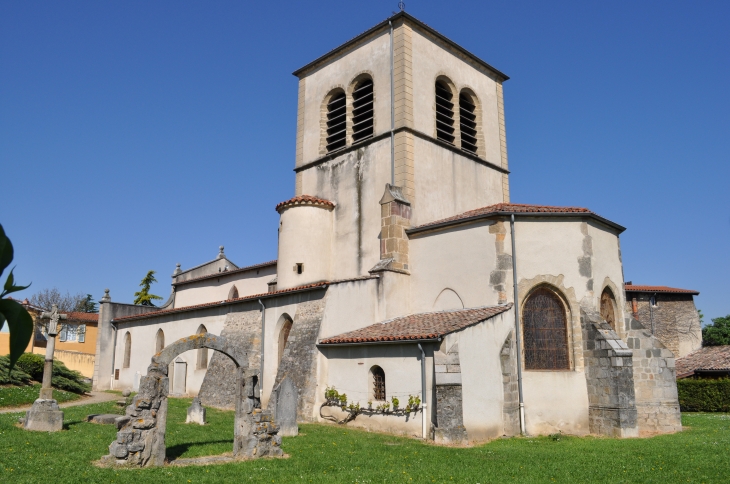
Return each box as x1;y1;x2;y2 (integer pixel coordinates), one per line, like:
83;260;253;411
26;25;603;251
16;352;44;380
677;378;730;412
0;355;33;385
0;353;90;394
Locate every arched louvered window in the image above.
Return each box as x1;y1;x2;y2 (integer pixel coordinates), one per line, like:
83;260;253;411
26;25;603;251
435;81;455;144
326;91;346;152
600;288;617;330
459;92;478;154
155;329;165;353
123;332;131;368
370;365;386;401
352;78;374;143
522;288;570;370
196;325;208;369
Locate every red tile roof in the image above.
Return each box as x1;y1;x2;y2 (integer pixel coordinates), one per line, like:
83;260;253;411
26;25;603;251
276;195;335;213
675;346;730;378
408;203;623;233
173;260;277;286
319;304;512;345
65;312;99;323
624;284;699;295
113;282;329;323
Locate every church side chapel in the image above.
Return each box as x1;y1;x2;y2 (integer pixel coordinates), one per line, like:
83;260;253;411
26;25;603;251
93;11;681;442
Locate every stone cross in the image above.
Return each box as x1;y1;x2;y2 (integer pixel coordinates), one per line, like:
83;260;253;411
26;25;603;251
38;304;67;400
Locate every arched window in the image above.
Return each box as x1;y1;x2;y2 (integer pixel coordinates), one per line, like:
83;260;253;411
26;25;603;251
351;78;373;143
278;316;293;364
196;325;208;369
459;91;478;154
435;80;455;144
325;90;346;152
123;332;131;368
370;365;386;401
155;329;165;353
600;288;617;330
522;287;570;370
228;285;239;300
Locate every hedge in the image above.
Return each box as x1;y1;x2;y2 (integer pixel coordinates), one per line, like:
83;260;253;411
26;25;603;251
1;353;91;394
677;378;730;412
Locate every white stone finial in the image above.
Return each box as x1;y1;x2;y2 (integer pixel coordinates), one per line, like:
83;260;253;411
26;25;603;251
101;288;111;303
217;245;225;259
173;263;182;276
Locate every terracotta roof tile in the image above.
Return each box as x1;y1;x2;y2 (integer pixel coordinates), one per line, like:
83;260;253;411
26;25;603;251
410;203;603;232
173;260;277;286
675;346;730;377
65;311;99;322
276;195;335;213
113;282;328;323
624;284;699;295
319;304;512;344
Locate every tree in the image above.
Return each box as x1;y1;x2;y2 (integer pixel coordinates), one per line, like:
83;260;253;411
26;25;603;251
0;223;33;371
702;315;730;347
76;294;98;313
133;270;163;306
29;287;86;312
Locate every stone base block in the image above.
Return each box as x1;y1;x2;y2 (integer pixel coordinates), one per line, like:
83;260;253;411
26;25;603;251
23;399;63;432
434;427;468;444
186;398;207;425
88;414;124;425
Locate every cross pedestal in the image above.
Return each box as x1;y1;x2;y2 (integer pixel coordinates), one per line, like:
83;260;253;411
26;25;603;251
23;304;67;432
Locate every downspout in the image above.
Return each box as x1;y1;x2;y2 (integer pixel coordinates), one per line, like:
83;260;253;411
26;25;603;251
258;299;266;398
389;20;395;185
109;320;118;390
417;343;428;439
510;214;526;435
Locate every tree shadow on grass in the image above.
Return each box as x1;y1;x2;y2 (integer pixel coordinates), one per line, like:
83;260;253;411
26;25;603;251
166;440;233;460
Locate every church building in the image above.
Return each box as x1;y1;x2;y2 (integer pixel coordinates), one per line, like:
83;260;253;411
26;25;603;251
93;11;682;441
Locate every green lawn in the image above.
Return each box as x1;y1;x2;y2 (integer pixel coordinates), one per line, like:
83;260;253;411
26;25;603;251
0;398;728;483
0;384;81;408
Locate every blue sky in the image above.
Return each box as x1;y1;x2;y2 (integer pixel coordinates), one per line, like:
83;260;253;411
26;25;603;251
1;1;728;321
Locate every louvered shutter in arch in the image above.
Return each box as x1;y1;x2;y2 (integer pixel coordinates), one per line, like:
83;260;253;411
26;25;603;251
325;92;347;152
352;79;374;143
435;81;455;144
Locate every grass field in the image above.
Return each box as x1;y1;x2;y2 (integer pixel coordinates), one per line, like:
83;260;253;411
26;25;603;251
0;384;81;408
0;397;728;483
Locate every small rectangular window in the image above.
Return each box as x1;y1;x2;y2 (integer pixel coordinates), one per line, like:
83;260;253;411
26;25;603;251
296;263;303;274
115;369;120;380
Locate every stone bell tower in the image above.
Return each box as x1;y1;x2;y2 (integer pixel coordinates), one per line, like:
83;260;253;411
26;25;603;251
277;11;511;286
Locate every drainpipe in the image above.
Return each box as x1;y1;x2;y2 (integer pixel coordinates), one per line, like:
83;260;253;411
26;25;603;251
510;214;526;435
258;299;266;398
389;20;395;185
109;320;118;390
417;343;428;439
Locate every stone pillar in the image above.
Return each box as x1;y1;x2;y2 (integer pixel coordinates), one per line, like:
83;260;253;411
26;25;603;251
93;289;113;391
433;345;467;443
582;309;639;438
378;184;411;273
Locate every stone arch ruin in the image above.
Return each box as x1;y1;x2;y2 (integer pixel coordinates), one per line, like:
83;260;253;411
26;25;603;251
102;333;282;467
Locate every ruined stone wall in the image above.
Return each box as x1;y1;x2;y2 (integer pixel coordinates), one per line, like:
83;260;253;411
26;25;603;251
267;298;326;422
625;293;701;358
499;332;520;436
199;310;261;409
581;309;638;437
433;347;467;443
625;316;682;435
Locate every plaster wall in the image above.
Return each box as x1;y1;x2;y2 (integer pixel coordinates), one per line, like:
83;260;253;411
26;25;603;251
455;312;513;440
410;27;502;164
522;371;590;435
112;309;229;395
411;137;504;225
174;257;237;283
587;222;627;325
409;221;499;315
318;343;428;437
277;205;333;290
318;279;380;339
173;265;276;307
299;31;391;166
298;139;391;280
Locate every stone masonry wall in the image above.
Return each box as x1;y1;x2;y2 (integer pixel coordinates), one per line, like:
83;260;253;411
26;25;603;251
581;309;639;438
199;310;261;409
433;346;467;443
625;315;682;435
267;297;326;422
499;332;520;436
625;293;701;358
